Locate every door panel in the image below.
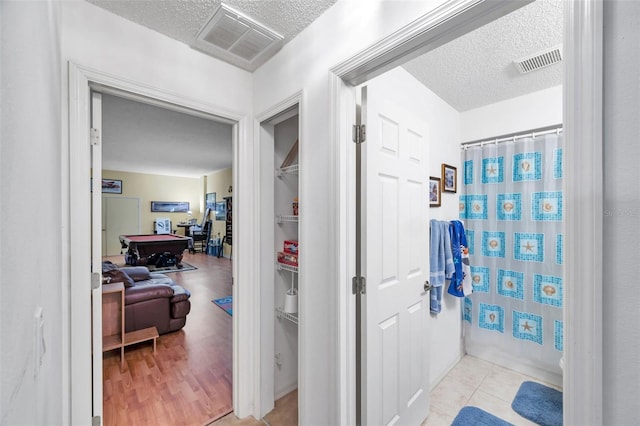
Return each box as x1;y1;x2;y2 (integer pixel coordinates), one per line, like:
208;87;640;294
361;75;430;425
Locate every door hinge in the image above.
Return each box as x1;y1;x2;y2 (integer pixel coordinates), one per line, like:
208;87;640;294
92;415;101;426
352;124;366;144
91;272;101;290
90;127;100;146
352;275;366;295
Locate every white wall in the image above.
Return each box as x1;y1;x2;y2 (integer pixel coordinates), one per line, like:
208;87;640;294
0;1;63;424
602;1;640;424
460;85;563;142
61;1;252;115
252;2;448;423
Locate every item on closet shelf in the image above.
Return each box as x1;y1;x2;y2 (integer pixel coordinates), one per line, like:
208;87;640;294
284;240;299;254
283;288;298;314
277;251;298;267
292;197;299;216
280;139;299;168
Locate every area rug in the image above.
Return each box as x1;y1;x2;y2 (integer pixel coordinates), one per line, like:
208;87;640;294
511;381;562;426
145;262;197;273
451;406;513;426
212;296;233;316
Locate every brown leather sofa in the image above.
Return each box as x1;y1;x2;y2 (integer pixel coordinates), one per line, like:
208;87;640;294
102;261;191;335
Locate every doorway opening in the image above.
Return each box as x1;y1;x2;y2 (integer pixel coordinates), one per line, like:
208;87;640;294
95;88;235;425
68;62;256;425
256;94;302;422
331;0;601;424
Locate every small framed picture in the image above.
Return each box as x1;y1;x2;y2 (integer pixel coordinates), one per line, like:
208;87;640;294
429;176;441;207
442;163;457;193
102;179;122;194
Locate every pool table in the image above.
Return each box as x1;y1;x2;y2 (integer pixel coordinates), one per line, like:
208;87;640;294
119;234;192;266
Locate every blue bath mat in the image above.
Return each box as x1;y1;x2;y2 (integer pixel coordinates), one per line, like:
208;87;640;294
451;406;513;426
511;381;562;426
212;296;232;316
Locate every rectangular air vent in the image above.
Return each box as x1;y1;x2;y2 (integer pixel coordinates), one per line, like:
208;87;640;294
194;3;283;64
514;45;563;74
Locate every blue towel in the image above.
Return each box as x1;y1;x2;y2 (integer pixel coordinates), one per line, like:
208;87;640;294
448;220;468;297
429;220;454;313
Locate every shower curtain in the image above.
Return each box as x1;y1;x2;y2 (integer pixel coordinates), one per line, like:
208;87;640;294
461;132;563;378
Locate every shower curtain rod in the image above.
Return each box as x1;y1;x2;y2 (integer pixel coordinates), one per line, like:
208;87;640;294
461;124;563;149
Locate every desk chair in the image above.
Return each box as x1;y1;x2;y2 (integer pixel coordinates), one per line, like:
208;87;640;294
191;220;211;253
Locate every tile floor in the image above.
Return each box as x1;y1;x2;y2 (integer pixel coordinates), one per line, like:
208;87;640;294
423;355;562;425
210;355;562;426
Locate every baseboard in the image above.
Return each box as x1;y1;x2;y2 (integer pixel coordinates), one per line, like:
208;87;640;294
275;383;298;400
465;345;563;388
430;349;465;391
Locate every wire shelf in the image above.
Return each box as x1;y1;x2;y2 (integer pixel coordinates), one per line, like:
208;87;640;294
275;262;298;273
276;164;299;177
276;307;299;325
277;214;299;224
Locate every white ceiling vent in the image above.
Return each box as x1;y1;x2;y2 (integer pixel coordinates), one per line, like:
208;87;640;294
514;45;563;74
193;3;283;69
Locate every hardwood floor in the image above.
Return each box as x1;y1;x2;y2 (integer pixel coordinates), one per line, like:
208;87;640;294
102;252;234;426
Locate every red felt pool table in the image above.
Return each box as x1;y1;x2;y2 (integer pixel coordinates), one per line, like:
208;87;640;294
119;234;191;266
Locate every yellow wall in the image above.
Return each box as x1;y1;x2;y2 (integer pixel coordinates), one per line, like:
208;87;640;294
206;167;233;256
102;169;203;234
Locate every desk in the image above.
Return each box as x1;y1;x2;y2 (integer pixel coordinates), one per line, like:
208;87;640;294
119;234;191;266
176;223;195;237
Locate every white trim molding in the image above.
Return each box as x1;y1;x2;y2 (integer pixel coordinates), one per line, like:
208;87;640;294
330;0;603;424
67;62;256;422
563;0;603;424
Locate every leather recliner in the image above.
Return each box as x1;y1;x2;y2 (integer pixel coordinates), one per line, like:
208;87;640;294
103;261;191;335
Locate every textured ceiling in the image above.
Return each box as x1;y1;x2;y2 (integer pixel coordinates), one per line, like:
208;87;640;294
86;0;338;71
93;0;563;177
101;94;233;178
402;0;563;112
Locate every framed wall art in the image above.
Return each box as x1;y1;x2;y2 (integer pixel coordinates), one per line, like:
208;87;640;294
442;163;457;193
429;176;441;207
206;192;216;210
102;179;122;194
150;201;190;213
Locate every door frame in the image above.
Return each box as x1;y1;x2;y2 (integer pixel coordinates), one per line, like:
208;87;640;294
329;0;603;424
67;62;258;423
254;91;304;419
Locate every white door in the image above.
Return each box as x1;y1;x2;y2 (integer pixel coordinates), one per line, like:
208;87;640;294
360;76;431;425
102;197;141;256
91;91;104;421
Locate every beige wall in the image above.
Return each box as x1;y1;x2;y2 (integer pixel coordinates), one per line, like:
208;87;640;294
206;167;233;256
103;169;203;234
